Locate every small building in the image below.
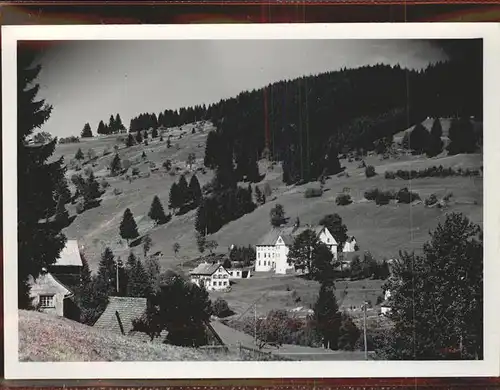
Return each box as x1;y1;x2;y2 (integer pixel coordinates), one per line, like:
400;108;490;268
28;239;83;320
380;289;392;315
226;267;252;280
255;225;338;275
342;236;357;253
190;262;231;291
28;272;77;318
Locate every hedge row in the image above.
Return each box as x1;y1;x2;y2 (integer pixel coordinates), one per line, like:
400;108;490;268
364;187;420;205
384;165;482;180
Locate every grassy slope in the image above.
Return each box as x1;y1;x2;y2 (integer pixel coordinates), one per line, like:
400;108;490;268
55;121;482;317
19;310;241;362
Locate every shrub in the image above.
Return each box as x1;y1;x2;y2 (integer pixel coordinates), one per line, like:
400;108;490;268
364;188;379;201
375;190;394;206
443;191;453;201
384;171;396;179
365;165;376;178
305;187;323;198
132;167;140;176
425;193;438;206
212;298;233;318
336;193;352;206
75;201;85;214
113;187;123;196
59;136;80;144
163;159;172;171
396;187;420;204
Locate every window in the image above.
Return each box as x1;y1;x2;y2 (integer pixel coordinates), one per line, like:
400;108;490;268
39;295;55;308
258;253;261;259
219;281;222;286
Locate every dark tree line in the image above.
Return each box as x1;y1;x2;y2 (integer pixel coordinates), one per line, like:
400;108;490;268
97;113;126;135
169;174;202;215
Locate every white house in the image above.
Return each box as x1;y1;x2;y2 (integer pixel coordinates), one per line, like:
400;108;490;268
342;236;357;252
380;289;392;315
255;226;338;275
190;262;231;291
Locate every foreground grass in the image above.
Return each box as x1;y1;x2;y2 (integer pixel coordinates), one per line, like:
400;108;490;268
19;310;242;362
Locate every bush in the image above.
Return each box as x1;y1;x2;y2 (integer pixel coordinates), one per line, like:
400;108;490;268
384;171;396;179
305;187;323;198
59;136;80;144
364;188;379;201
212;298;233;318
336;193;352;206
132;167;140;176
396;187;420;204
365;165;376;178
375;190;394;206
425;193;438;206
443;191;453;201
75;201;85;214
113;187;123;196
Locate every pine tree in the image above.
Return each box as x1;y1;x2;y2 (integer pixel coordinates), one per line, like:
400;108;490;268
142;150;147;160
169;182;180;211
152;128;158;138
18;49;67;307
97;120;106;135
313;282;342;350
75;148;85;160
144;255;161;293
409;123;431;154
177;175;189;208
255;186;264;205
427;118;444;157
96;247;117;296
55;195;69;225
143;130;149;140
338;313;361;351
188;175;202;207
115;113;126;133
109;114;116;133
81;123;93;138
110;153;122;176
83;171;101;208
135;130;143;144
143;234;153;257
119;208;139;244
126;251;138;270
126;133;135;147
270;203;286;227
447;117;477;155
167;138;172;148
148;195;169;225
382;213;483;359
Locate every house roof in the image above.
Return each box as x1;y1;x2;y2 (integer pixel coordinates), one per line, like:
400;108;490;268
346;236;356;243
53;240;83;267
93;296;147;334
189;262;224;276
28;272;74;298
257;225;327;246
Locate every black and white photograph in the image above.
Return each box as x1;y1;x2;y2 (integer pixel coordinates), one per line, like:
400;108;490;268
3;23;499;379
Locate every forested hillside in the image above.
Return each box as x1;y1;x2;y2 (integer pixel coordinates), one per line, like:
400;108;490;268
126;40;481;186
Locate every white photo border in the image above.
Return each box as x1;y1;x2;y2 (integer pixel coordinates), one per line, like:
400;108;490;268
3;23;500;380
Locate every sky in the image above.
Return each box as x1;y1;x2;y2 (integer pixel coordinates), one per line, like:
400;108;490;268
32;39;448;137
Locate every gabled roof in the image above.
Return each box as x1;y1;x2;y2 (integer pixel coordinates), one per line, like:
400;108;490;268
28;272;73;298
93;296;147;334
257;225;332;246
53;240;83;267
190;262;226;276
